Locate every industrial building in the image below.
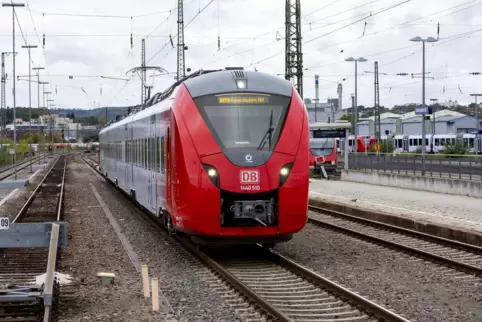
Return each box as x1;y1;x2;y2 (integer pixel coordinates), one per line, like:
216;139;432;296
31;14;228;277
357;109;481;136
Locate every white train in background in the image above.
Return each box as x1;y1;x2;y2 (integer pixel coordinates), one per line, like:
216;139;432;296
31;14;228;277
333;133;482;154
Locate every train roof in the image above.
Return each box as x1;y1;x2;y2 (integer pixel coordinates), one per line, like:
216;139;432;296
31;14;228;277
100;68;294;135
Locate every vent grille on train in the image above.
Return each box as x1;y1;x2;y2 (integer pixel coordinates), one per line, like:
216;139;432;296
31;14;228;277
232;70;246;79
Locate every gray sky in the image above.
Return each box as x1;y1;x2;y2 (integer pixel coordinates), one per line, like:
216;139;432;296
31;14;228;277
0;0;481;111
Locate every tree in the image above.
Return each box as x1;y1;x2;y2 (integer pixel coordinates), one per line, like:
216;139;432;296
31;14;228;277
83;133;99;142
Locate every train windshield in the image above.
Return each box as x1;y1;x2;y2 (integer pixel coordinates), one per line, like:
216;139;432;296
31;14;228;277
310;138;335;156
194;93;291;151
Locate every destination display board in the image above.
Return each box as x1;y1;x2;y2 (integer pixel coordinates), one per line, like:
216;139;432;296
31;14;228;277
312;129;346;138
217;95;270;104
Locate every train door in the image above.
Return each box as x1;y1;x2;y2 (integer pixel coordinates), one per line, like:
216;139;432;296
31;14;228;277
165;126;172;211
402;135;409;152
129;126;134;189
148;115;156;211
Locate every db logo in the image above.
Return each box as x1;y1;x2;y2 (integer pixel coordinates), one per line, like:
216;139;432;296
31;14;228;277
240;170;259;184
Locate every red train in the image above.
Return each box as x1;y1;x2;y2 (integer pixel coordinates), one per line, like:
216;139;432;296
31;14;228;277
99;68;310;246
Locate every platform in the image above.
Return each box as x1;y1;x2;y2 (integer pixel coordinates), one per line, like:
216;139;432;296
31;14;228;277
309;179;482;246
0;179;29;189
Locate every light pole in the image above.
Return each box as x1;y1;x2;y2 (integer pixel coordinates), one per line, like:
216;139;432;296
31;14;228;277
429;98;438;153
2;2;25;180
470;93;482;156
33;67;44;164
22;45;37;173
345;57;368;137
410;36;438;175
39;81;49;163
44;91;52;154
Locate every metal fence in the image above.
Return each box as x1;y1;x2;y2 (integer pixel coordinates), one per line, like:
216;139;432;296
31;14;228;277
349;153;482;181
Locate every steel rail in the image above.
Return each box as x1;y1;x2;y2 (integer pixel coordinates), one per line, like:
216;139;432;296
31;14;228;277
56;154;67;221
11;155;62;223
82;156;408;322
177;235;294;322
309;205;482;252
0;155;43;181
81;156;291;321
308;205;482;277
266;248;410;322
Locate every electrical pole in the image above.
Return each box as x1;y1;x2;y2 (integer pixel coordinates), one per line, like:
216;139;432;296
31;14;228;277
3;2;25;180
141;39;146;107
337;83;343;117
38;79;48;163
351;94;355;134
177;0;186;81
374;61;381;144
429;98;438;153
410;36;438;175
1;54;5;140
314;75;319;122
470;93;482;156
285;0;303;98
22;45;37;173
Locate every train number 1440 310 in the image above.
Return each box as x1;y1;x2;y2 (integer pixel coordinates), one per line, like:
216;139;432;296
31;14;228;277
240;185;260;191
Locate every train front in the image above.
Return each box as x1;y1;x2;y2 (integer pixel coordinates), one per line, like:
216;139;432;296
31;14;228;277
172;69;309;245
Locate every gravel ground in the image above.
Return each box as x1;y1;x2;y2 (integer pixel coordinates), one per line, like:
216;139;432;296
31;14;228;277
0;155;57;220
274;221;482;322
309;180;482;233
58;157;167;322
58;158;248;321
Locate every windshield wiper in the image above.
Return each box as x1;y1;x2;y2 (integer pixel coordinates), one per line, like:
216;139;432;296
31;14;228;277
257;109;274;151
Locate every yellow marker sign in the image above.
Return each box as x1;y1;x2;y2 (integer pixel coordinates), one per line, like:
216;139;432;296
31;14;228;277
374;143;381;151
218;96;268;104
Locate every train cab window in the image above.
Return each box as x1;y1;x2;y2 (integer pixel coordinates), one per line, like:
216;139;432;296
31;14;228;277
193;94;290;152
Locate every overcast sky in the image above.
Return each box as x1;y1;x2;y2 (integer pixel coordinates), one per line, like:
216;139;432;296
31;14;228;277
0;0;481;111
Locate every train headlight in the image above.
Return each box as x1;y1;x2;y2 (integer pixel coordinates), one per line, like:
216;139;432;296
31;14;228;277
236;79;246;89
202;164;220;188
279;162;294;187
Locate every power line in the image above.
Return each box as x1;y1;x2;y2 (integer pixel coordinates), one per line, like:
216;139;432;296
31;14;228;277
146;0;214;64
248;0;410;67
27;0;198;19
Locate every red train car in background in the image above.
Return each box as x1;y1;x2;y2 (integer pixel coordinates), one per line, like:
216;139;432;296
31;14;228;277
99;68;310;247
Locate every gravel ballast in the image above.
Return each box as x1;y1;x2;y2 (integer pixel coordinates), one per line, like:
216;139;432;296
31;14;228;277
274;220;482;322
62;158;248;321
58;157;170;321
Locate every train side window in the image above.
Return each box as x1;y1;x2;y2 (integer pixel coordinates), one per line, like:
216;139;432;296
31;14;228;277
147;138;151;170
144;138;147;169
145;138;148;169
134;139;137;166
129;140;132;163
137;139;140;167
159;136;164;174
141;138;144;168
146;138;149;169
137;139;140;166
151;137;155;171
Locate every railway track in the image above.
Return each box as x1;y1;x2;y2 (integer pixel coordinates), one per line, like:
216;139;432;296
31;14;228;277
0;155;45;182
0;154;67;322
308;205;482;279
82;156;408;322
